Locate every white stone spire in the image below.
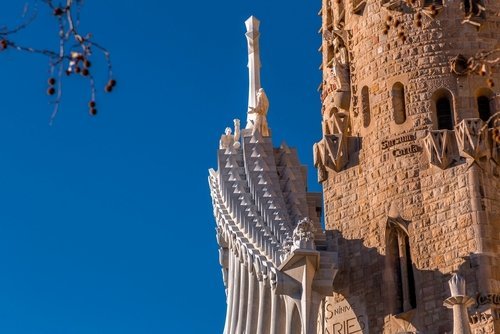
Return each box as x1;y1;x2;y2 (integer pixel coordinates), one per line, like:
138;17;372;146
245;16;267;129
245;16;261;111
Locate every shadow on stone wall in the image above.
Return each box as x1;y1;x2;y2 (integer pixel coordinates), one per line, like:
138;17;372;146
323;230;495;334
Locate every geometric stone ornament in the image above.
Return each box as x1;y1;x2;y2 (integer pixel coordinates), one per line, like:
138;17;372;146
322;109;350;135
324;134;348;172
455;118;490;162
423;129;460;169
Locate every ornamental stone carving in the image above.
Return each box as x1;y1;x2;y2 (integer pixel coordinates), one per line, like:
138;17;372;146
444;274;475;334
291;217;316;251
455;119;490;162
423;129;460;169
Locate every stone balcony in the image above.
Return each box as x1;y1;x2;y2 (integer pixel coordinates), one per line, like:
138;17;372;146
423;118;499;169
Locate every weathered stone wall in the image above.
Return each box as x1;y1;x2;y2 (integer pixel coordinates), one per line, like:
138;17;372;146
318;0;500;332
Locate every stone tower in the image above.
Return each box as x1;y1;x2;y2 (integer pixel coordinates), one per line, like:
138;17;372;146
209;16;338;334
314;0;500;332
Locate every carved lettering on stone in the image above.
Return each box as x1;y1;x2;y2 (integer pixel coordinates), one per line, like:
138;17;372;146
325;295;368;334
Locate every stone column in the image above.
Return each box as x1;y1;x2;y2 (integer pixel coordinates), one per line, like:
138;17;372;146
245;271;258;334
443;274;475;334
236;261;248;334
270;292;279;334
223;252;235;334
230;255;241;334
257;279;270;334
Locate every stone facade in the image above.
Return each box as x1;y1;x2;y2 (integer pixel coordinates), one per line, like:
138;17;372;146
315;0;500;332
209;1;500;332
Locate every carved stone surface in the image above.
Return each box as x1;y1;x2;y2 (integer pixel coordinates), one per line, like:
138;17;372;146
423;129;459;169
317;0;500;331
291;217;316;251
455;119;490;161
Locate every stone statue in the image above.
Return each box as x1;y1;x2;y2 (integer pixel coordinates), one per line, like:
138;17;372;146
331;35;350;93
330;34;351;111
220;120;242;149
248;88;270;136
219;127;234;149
233;119;241;148
332;0;345;30
291;217;316;251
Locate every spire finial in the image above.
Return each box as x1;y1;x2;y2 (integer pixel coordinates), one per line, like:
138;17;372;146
245;16;261;112
244;16;270;136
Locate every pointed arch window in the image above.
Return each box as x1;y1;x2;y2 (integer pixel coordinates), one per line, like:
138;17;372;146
386;219;416;314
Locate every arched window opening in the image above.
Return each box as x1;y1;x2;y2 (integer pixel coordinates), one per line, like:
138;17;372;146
386;221;416;314
463;0;485;17
436;97;453;130
431;88;455;130
392;82;407;125
476;88;496;127
477;96;491;123
361;86;370;128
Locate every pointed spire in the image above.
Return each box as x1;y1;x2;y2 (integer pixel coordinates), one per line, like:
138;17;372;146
245;16;261;111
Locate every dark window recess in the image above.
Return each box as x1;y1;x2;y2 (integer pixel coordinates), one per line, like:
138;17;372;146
361;86;370;128
405;238;417;309
463;0;485;16
477;96;491;123
386;224;417;314
392;82;407;125
424;0;443;6
436;97;453;130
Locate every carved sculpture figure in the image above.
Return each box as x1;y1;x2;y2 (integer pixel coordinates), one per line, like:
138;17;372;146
219;120;242;149
332;0;345;29
329;34;351;112
233;119;241;148
331;36;350;92
291;217;316;251
248;88;270;136
219;127;234;149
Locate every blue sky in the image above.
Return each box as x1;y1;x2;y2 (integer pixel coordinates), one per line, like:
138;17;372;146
0;1;322;333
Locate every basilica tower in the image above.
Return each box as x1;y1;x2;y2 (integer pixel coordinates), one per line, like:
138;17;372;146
314;0;500;332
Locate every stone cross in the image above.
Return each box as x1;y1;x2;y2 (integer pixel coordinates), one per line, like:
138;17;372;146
245;16;261;127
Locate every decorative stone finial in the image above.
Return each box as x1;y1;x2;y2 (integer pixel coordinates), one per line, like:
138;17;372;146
449;273;466;297
443;273;474;334
245;16;270;136
245;16;261;112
